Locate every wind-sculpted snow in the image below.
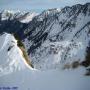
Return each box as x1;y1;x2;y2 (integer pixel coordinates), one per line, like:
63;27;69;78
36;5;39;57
0;33;27;76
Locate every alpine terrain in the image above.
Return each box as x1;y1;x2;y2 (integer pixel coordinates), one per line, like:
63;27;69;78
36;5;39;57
0;3;90;90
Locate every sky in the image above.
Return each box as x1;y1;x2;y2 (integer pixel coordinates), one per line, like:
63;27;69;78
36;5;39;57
0;0;90;12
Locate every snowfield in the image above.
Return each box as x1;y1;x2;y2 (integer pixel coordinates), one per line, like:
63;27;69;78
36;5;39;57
0;64;90;90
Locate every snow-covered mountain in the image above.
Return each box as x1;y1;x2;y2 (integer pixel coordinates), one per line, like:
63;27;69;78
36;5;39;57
22;3;90;70
0;3;90;71
0;33;32;77
0;3;90;90
0;10;37;23
0;33;90;90
0;33;89;90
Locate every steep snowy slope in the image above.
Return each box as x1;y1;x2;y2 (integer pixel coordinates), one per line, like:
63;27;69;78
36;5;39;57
19;12;38;23
0;33;29;77
22;3;90;70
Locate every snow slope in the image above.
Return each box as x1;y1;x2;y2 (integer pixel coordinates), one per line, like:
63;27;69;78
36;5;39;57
0;65;90;90
0;33;27;77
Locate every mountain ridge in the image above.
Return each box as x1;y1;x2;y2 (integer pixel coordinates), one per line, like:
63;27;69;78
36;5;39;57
0;3;90;70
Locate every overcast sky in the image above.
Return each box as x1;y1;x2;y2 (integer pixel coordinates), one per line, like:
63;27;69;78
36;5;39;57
0;0;90;12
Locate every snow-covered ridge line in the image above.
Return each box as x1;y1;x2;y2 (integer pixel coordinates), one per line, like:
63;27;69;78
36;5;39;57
0;10;38;23
0;33;34;77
